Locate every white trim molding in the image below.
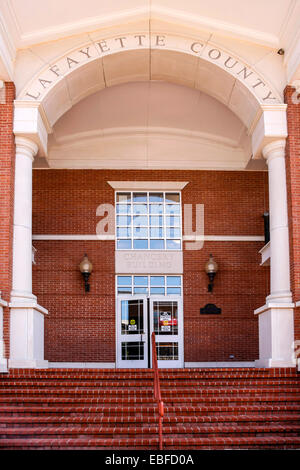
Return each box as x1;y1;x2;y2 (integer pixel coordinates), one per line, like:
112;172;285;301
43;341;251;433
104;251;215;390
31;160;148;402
107;181;189;191
32;234;265;242
48;362;115;369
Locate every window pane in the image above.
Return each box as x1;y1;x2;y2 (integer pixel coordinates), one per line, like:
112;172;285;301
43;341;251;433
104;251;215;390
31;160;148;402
166;239;181;250
151;276;165;286
165;193;180;203
116;204;131;214
133;193;147;202
133;215;148;226
133;239;148;249
167;287;181;295
150;227;164;238
149;193;163;203
156;343;178;360
153;301;178;335
117;193;131;203
117;239;132;249
134;276;148;286
133;204;147;215
117;227;131;238
150;215;163;226
150;239;164;249
121;299;144;335
118;286;132;294
133;227;148;238
118;276;132;286
150;204;163;214
134;287;148;294
167;276;181;286
122;342;144;360
151;287;165;295
166;204;180;215
117;215;131;225
166;227;181;238
166;216;180;226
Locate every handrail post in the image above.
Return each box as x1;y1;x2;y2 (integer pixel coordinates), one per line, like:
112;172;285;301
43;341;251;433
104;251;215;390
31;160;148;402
151;332;164;450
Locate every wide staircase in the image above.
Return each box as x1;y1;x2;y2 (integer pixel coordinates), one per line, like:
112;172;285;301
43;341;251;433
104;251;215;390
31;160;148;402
0;367;299;450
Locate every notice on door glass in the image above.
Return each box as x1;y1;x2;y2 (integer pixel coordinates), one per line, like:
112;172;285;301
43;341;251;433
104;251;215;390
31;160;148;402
161;325;171;332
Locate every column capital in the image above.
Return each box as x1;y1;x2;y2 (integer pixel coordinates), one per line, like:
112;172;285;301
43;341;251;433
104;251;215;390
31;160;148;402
262;139;286;163
15;136;38;162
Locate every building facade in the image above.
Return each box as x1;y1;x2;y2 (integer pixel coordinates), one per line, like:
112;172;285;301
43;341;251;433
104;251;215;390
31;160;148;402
0;1;300;371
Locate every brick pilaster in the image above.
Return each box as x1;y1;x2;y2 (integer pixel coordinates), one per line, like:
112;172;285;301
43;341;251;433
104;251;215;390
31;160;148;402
284;85;300;342
0;82;15;357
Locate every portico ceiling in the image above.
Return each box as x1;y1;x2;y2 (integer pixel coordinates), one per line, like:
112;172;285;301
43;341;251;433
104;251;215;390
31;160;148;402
40;80;262;171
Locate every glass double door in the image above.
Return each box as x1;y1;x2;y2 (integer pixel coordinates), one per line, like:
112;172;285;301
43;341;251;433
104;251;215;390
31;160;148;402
116;296;183;368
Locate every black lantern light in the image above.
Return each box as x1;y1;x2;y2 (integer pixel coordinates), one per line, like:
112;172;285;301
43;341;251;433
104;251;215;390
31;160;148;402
79;254;93;292
205;254;218;293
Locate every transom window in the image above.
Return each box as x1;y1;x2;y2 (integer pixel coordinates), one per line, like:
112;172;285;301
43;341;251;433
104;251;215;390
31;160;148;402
117;275;182;296
116;192;182;250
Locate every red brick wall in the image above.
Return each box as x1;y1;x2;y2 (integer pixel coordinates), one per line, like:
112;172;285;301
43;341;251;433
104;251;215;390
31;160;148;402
32;169;269;363
0;82;15;358
285;85;300;343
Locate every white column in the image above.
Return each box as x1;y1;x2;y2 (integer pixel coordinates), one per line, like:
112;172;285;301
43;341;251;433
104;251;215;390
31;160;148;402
11;137;37;303
255;139;295;368
9;137;48;369
263;140;292;303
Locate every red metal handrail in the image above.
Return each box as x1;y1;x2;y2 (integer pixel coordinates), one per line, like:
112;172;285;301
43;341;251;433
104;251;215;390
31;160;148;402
151;331;164;450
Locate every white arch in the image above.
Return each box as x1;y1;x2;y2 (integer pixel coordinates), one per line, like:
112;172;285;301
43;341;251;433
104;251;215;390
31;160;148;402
16;32;282;129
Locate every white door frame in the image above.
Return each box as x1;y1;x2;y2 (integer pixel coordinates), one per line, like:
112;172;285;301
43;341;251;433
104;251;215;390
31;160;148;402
149;296;184;369
116;295;148;368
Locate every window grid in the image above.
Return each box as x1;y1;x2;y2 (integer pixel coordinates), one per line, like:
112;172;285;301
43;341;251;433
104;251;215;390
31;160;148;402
116;191;182;251
116;275;182;296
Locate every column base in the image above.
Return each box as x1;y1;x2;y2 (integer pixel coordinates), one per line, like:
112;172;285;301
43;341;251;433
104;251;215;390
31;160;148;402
0;359;8;373
254;302;295;368
8;359;48;369
255;359;295;368
9;301;48;369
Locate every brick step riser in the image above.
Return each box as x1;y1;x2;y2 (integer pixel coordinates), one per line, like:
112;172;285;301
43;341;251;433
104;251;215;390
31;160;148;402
1;409;299;418
2;389;299;397
0;436;300;451
4;373;299;380
0;397;299;406
1;444;299;450
4;370;299;378
2;378;299;386
1;423;299;435
1;432;299;441
1;415;299;426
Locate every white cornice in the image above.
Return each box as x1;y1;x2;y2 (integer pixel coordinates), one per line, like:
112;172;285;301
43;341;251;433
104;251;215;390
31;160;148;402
107;181;189;191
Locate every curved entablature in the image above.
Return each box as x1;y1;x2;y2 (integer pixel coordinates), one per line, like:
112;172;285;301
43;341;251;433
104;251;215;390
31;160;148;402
13;28;288;163
17;32;282;121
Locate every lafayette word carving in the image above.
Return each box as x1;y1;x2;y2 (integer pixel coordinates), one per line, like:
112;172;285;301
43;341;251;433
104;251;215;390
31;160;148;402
22;33;280;103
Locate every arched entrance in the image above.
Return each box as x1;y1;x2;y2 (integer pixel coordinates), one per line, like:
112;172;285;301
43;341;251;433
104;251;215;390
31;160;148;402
9;31;294;368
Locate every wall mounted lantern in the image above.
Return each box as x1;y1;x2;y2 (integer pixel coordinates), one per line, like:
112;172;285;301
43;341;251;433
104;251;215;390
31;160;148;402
79;254;93;292
205;254;218;293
